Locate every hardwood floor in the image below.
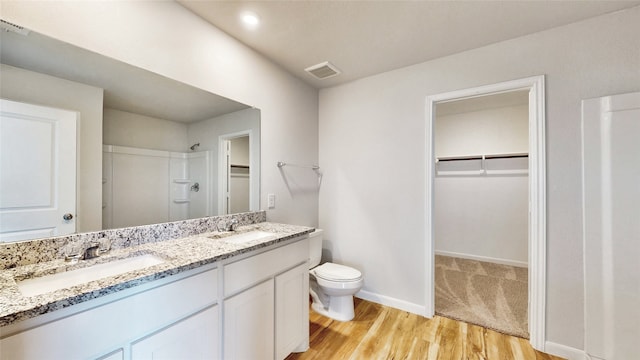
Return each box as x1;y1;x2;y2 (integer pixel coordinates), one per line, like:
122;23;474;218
286;298;565;360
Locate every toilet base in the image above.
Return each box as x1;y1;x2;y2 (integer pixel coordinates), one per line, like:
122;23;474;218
311;294;355;322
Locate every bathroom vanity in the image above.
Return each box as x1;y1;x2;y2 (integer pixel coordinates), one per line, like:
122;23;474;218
0;215;312;360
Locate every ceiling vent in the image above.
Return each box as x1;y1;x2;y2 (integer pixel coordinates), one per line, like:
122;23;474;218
0;19;30;36
305;61;341;80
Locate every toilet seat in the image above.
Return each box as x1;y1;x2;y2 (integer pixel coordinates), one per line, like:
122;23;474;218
313;262;362;281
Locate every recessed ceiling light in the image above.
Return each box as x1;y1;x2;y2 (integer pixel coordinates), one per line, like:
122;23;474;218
241;12;260;28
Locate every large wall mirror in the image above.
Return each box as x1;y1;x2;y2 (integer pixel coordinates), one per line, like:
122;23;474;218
0;21;261;242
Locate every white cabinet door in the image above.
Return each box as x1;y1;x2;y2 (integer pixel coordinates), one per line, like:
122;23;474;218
131;305;220;360
224;279;275;360
0;98;77;242
275;262;309;360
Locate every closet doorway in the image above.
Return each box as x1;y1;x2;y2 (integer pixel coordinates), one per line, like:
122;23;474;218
425;76;546;350
218;132;252;215
434;90;529;339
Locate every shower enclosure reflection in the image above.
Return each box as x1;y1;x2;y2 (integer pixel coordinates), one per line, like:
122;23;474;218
0;23;261;241
101;107;260;230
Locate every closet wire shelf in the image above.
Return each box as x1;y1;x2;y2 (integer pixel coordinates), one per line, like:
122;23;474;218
277;161;320;171
435;153;528;176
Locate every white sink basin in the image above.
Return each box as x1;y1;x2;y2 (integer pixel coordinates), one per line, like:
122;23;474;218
17;254;165;297
223;231;276;244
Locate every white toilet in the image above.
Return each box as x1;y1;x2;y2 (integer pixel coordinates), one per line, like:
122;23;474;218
308;229;363;321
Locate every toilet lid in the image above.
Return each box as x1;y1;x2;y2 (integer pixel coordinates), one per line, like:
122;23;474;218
314;263;362;281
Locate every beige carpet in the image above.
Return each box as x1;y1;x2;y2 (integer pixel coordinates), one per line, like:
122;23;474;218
435;255;529;338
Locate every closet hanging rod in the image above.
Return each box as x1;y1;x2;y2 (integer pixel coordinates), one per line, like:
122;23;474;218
277;161;320;170
484;153;528;159
437;152;528;162
437;155;483;162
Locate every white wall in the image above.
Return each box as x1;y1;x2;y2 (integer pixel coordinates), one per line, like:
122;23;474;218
0;64;103;233
230;136;250;166
319;7;640;350
103;108;189;152
188;109;259;155
434;104;528;266
435;104;528;157
434;176;528;265
2;0;319;227
188;108;260;213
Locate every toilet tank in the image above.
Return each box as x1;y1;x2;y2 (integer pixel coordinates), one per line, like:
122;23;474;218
308;229;323;268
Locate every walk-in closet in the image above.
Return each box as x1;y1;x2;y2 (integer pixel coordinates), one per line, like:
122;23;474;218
433;90;530;338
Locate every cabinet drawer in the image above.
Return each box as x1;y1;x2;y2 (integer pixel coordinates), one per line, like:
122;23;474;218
224;238;308;296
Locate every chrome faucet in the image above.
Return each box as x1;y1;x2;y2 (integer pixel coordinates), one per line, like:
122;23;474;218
83;242;100;260
64;241;102;262
222;219;239;232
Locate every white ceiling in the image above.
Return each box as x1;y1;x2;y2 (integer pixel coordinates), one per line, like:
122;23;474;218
0;29;249;123
179;0;640;89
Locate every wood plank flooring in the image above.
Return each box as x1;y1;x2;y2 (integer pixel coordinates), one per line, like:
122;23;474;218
286;298;565;360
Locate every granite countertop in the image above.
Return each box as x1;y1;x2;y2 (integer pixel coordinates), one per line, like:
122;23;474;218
0;222;314;327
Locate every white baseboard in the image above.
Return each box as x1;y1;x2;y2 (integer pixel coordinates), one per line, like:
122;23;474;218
435;250;528;268
355;290;426;317
545;341;588;360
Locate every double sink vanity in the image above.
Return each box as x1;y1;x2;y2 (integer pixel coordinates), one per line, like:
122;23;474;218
0;211;313;360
